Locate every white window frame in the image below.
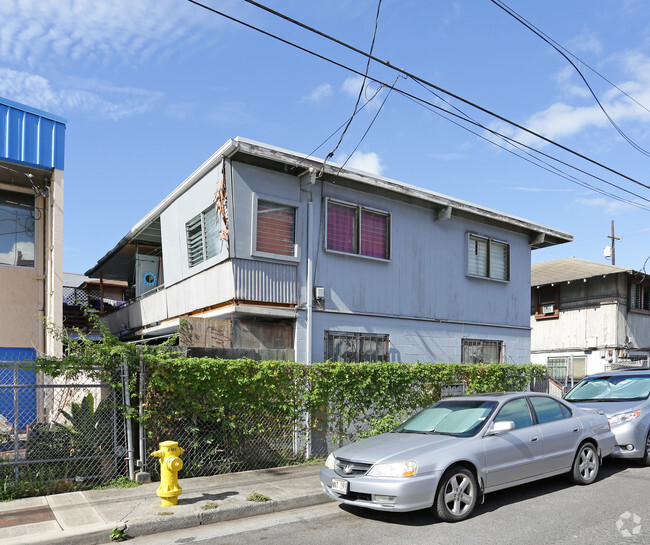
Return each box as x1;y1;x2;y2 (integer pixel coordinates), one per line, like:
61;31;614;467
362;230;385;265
186;204;222;268
324;197;391;261
466;233;510;282
0;188;36;269
251;194;300;262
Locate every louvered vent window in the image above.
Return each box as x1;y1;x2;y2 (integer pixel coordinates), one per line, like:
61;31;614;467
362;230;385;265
467;234;509;281
186;205;221;267
631;282;650;312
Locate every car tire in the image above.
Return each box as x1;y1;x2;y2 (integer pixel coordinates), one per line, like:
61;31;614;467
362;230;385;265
570;442;599;485
433;466;478;522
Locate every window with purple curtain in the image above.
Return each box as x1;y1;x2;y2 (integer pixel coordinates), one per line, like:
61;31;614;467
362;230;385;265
361;210;388;259
327;202;357;253
327;200;389;259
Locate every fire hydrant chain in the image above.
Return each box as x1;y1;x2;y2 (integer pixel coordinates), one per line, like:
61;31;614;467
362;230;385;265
151;440;184;507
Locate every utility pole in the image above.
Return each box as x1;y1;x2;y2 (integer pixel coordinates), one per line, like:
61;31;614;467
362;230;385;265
607;220;622;265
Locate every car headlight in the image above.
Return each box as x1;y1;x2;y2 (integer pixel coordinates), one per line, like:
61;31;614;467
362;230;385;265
367;461;417;478
325;453;336;470
608;410;641;428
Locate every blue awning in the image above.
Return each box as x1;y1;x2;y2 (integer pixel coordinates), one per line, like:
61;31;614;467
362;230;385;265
0;96;66;171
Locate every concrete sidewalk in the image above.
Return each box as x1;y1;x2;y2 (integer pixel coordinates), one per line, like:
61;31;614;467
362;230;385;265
0;465;330;545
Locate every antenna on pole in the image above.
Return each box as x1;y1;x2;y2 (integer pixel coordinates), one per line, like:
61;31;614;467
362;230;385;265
605;220;622;265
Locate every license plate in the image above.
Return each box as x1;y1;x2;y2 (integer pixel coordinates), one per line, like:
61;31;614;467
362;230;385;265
331;478;349;494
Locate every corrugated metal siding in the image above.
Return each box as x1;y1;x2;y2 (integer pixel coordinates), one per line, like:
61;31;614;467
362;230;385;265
233;258;297;304
0;99;66;170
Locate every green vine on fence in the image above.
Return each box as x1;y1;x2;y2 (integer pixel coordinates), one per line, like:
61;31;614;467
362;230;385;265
31;316;546;453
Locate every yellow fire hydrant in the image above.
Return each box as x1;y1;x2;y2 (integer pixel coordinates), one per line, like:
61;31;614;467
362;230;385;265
152;440;184;507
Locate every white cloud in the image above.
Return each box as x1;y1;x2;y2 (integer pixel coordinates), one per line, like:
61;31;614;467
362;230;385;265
573;196;635;214
336;150;385;176
340;75;383;108
428;152;464;161
512;186;575;193
504;50;650;146
0;0;220;68
567;32;604;56
302;83;332;103
0;68;162;120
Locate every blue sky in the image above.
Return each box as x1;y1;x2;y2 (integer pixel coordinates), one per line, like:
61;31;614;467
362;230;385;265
2;0;650;274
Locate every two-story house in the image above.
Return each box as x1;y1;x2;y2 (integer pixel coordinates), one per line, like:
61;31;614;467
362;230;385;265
0;97;65;361
1;96;65;429
531;257;650;387
86;138;572;364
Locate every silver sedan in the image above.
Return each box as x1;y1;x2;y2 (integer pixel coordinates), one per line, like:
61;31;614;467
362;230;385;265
320;392;615;522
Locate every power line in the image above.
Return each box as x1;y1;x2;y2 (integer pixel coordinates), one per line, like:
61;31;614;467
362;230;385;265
490;0;650;158
404;84;650;211
188;0;650;207
324;0;383;168
489;0;650;117
337;75;401;175
233;0;650;192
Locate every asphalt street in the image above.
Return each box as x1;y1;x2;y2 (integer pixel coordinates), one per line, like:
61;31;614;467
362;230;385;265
128;460;648;545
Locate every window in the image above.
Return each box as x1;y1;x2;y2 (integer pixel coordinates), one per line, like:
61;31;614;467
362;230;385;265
255;200;296;257
631;281;650;313
324;332;389;362
535;285;559;319
494;398;533;429
0;189;35;268
467;234;509;281
461;339;503;364
326;199;389;260
186;205;221;267
529;397;571;424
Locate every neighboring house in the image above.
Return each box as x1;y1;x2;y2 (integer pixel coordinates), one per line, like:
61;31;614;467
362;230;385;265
531;257;650;385
0;96;65;431
63;272;130;339
86;138;572;364
0;96;65;359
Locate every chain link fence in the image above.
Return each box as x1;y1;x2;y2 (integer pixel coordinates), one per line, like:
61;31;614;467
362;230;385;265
142;400;304;480
0;365;127;494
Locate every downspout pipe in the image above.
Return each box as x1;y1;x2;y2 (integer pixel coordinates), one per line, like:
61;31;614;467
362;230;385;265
305;200;313;459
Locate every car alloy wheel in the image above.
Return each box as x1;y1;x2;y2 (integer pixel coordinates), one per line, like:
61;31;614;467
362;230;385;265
571;442;599;485
644;431;650;467
433;466;477;522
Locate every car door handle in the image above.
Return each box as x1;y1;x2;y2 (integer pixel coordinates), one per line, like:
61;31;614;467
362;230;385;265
531;436;539;442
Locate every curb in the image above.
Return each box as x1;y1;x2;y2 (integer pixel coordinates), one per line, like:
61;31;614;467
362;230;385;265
124;491;332;539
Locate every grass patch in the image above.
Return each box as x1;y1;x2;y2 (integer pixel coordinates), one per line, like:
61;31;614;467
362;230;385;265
92;476;140;490
246;491;271;502
201;501;219;510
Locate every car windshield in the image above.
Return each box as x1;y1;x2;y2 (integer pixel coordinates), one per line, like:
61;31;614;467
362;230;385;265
394;399;497;437
565;375;650;402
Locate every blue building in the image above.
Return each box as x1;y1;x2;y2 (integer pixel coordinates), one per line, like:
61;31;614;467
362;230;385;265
87;138;572;364
0;96;66;429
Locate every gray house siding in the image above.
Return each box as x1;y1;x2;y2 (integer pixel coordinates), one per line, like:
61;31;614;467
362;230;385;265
88;138;572;363
300;311;531;364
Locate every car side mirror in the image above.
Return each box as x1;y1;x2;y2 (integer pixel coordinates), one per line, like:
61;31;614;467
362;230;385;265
487;421;515;435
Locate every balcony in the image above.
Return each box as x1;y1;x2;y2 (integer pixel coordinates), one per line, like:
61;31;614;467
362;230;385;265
100;258;298;336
